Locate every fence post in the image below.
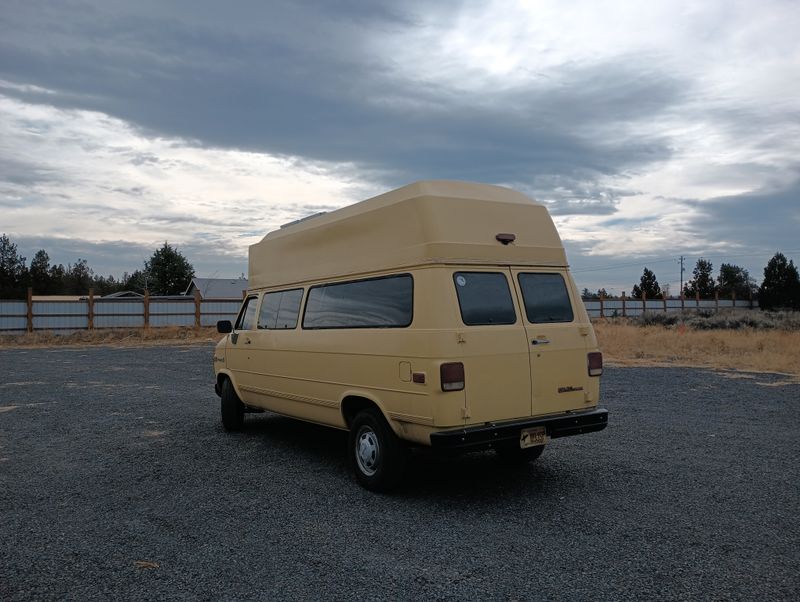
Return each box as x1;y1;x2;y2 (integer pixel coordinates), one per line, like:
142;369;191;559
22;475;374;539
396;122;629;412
88;288;95;330
194;290;202;329
599;291;604;318
749;289;753;309
621;293;627;317
143;289;150;329
732;289;736;309
696;291;700;311
662;292;667;313
642;291;647;314
715;289;719;312
26;287;33;333
681;292;685;312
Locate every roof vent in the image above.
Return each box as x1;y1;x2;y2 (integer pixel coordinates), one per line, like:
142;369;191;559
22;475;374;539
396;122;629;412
495;233;516;245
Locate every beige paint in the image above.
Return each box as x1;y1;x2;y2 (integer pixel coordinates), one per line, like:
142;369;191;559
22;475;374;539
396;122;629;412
215;180;600;446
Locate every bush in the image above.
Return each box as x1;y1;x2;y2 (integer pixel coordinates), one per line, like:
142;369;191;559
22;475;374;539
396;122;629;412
632;310;800;331
637;312;680;327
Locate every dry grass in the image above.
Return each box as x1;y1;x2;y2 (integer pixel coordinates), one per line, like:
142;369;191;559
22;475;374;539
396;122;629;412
594;321;800;377
0;327;220;348
3;319;798;379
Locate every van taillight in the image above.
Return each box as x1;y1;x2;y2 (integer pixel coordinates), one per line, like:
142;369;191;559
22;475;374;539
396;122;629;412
588;352;603;377
441;362;465;391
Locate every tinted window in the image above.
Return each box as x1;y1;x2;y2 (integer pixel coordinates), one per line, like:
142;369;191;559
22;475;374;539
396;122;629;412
236;296;258;330
453;272;516;326
258;289;303;330
518;273;574;323
303;275;413;329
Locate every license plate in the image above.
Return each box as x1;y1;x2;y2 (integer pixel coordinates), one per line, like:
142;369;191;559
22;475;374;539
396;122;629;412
520;426;548;449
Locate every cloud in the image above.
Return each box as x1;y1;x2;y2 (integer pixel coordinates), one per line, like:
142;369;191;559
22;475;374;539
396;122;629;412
0;93;367;275
688;182;800;253
0;0;798;287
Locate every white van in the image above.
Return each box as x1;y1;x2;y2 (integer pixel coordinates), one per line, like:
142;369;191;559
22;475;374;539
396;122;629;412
214;180;607;490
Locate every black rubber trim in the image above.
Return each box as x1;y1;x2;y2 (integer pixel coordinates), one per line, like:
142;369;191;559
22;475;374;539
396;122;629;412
429;407;608;450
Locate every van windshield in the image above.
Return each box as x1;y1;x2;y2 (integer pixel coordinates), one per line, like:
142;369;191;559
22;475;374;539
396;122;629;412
453;272;516;325
517;273;574;323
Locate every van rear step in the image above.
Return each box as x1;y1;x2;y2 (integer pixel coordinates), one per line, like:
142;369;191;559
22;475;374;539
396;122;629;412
430;408;608;451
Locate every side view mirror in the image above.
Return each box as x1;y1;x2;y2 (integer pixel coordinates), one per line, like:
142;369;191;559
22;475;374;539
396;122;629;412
217;320;233;334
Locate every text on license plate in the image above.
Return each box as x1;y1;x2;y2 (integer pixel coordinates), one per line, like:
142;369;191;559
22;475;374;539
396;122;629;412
520;426;548;448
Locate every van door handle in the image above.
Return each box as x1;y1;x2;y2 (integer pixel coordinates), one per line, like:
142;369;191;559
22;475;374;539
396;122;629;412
244;338;251;345
531;338;550;345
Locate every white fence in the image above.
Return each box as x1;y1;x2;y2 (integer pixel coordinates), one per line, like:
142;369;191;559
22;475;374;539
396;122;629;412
0;290;760;334
582;296;758;318
0;292;241;335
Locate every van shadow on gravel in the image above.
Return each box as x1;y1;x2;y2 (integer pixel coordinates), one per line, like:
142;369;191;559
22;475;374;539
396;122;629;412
229;412;594;502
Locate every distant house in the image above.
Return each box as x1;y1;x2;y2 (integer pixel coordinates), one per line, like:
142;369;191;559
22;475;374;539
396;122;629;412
184;277;248;299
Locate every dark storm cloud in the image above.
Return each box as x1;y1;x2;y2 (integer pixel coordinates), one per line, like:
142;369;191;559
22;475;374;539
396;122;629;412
688;182;800;252
0;0;681;198
13;235;247;279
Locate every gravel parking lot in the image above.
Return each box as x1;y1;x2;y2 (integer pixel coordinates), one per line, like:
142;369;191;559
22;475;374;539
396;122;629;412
1;345;798;601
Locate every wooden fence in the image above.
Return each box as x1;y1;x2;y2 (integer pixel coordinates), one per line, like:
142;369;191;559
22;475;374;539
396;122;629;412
0;288;241;334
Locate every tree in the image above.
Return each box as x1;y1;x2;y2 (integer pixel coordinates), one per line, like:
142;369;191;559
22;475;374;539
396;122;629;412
717;263;756;299
143;242;194;295
0;234;29;299
48;263;66;294
63;259;93;294
683;258;716;298
29;249;55;294
631;267;662;299
759;252;800;310
581;288;599;300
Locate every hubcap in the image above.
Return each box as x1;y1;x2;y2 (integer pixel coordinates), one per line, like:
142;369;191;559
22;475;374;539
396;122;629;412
355;426;380;476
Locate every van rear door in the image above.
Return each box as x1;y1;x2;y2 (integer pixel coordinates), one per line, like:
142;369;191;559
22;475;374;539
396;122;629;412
451;270;532;424
511;270;589;416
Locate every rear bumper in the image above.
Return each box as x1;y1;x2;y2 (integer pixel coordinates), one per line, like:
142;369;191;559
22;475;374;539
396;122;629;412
429;407;608;451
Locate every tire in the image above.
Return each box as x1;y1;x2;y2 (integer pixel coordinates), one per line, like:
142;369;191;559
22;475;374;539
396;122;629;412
494;441;545;465
220;378;245;432
349;408;409;492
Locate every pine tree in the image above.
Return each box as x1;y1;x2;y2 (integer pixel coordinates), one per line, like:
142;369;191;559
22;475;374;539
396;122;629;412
29;249;54;294
683;258;716;298
759;253;800;310
631;267;662;299
0;234;29;299
717;263;756;299
144;242;195;295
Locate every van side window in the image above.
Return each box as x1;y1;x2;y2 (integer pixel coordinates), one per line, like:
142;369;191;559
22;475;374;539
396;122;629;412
453;272;516;325
258;288;303;330
236;296;259;330
517;273;574;323
303;275;413;329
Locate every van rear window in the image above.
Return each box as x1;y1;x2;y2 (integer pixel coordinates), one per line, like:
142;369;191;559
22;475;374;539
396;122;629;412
303;274;413;329
453;272;516;326
517;273;574;323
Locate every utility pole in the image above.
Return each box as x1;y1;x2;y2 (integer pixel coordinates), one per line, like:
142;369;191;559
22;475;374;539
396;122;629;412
679;255;685;296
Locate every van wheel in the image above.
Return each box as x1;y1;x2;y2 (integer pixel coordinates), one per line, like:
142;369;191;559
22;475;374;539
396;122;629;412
349;409;409;492
220;378;245;432
494;442;545;465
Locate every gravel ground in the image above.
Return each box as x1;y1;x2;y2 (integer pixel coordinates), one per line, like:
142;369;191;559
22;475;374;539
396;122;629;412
1;345;798;601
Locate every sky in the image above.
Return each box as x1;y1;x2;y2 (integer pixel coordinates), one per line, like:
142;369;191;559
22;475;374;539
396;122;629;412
1;0;798;295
